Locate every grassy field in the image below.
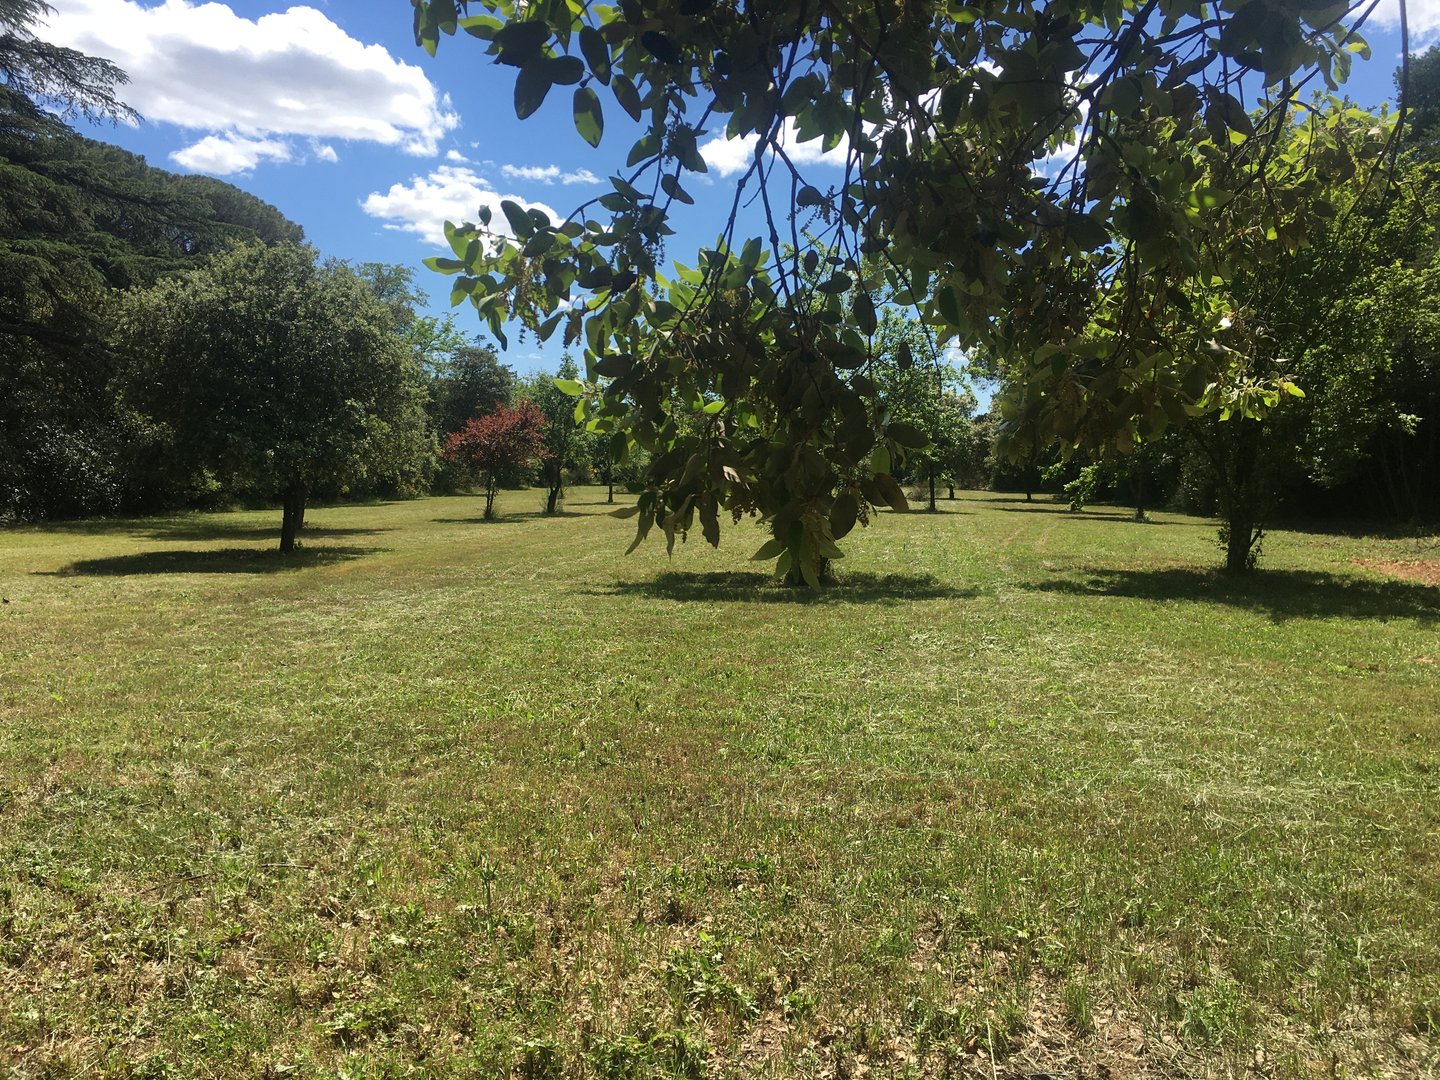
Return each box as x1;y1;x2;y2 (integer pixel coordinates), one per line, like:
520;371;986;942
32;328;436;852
2;488;1438;1079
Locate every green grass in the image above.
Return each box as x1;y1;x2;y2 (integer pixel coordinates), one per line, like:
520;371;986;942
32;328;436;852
2;488;1438;1078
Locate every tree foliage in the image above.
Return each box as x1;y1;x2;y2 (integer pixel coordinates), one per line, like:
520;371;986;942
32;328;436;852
414;0;1391;582
1;0;304;518
442;400;548;519
117;243;433;551
1;0;137;125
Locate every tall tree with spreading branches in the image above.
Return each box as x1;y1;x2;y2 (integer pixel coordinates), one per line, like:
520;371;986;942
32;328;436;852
118;243;433;552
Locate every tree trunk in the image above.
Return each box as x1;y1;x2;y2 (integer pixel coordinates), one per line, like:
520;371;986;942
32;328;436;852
947;484;955;499
1222;419;1262;574
546;482;562;514
607;477;614;504
928;463;937;512
483;475;498;520
279;479;306;553
1133;462;1146;522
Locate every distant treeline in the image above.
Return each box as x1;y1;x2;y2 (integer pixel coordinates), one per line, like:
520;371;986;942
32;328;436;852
1;81;305;518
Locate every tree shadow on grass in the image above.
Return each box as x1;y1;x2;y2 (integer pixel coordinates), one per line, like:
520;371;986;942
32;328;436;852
1025;567;1440;624
143;523;391;542
432;511;563;525
583;569;978;605
994;505;1151;521
40;546;381;577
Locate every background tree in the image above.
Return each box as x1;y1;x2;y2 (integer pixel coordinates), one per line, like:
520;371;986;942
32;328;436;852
428;342;515;440
441;401;547;519
525;355;587;515
118;243;431;552
872;310;976;510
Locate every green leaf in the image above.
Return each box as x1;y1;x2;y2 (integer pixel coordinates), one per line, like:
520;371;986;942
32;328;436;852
579;26;611;83
549;55;584;86
830;492;859;540
612;75;643;121
459;14;502;38
751;537;786;561
627;130;660;167
886;421;929;449
514;61;552;120
500;200;534;239
874;473;909;512
699;498;720;547
641;30;681;64
1067;213;1111;250
553;378;585;396
673;126;708;173
936;284;963;327
853;291;876;335
661;174;694;204
573;87;604;147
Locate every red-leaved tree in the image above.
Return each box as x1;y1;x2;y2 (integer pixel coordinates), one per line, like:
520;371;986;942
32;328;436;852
442;402;547;520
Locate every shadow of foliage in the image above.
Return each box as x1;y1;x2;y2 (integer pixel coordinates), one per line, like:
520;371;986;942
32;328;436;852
431;511;558;525
41;546;381;577
583;569;978;604
1025;567;1439;624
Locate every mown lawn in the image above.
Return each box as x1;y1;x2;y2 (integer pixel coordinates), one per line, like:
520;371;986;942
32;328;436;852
2;488;1437;1078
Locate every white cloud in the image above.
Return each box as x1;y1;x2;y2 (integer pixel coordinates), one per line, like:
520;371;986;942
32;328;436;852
311;141;339;164
361;165;560;247
170;132;291;173
1373;0;1440;47
700;117;850;177
502;164;562;183
500;163;602;185
41;0;458;173
446;149;470;163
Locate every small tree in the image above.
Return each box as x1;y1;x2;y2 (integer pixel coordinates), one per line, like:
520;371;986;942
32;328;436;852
525;356;586;515
442;402;546;520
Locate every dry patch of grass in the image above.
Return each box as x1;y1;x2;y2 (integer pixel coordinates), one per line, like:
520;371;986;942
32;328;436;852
1353;557;1440;587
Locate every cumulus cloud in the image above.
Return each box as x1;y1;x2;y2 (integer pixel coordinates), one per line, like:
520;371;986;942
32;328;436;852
500;163;603;185
170;133;291;172
41;0;458;173
1372;0;1440;47
361;165;560;247
311;141;339;163
446;149;470;163
700;117;850;177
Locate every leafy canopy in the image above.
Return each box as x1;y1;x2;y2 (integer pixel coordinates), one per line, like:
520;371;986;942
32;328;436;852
118;243;434;504
414;0;1391;582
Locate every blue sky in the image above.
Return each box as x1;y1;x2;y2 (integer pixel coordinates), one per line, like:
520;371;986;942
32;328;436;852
44;0;1434;378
